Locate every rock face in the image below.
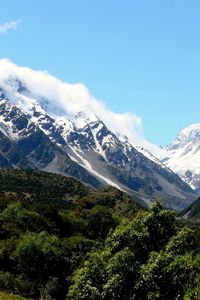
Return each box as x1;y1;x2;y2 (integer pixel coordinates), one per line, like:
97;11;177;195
0;60;197;211
162;124;200;194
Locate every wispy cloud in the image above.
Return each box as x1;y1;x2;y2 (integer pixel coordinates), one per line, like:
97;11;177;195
0;19;21;34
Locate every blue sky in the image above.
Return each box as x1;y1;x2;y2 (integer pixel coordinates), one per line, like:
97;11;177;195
0;0;200;146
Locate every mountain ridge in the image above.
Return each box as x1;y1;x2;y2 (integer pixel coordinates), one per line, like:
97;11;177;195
0;60;197;211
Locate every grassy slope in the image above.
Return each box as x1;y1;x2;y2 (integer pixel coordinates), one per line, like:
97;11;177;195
0;292;32;300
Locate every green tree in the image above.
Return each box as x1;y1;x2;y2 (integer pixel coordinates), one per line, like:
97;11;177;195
68;251;107;300
102;248;139;300
67;203;200;300
13;231;69;298
82;205;119;239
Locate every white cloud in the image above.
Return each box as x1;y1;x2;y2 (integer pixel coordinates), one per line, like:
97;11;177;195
0;20;21;34
0;58;161;155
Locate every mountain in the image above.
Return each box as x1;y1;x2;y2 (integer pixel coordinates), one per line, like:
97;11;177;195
0;60;197;211
162;124;200;194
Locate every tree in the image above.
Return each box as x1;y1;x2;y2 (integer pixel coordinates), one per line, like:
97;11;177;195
67;251;107;300
102;248;139;300
82;206;119;239
13;231;69;298
67;203;200;300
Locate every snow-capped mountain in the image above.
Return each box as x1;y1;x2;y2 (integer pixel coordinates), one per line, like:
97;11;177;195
162;124;200;194
0;60;197;211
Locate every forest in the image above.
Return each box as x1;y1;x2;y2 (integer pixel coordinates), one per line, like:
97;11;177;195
0;170;199;300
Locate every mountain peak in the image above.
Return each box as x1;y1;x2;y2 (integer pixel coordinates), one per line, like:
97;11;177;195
179;123;200;139
162;123;200;192
167;123;200;151
5;76;27;93
73;111;100;129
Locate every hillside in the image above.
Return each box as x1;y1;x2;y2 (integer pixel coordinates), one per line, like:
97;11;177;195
0;168;143;216
179;196;200;220
0;169;199;300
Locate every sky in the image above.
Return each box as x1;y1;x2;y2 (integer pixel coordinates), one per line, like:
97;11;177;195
0;0;200;146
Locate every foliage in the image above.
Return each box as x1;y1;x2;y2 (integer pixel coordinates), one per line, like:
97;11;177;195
0;169;126;299
68;202;200;300
0;291;32;300
0;170;199;299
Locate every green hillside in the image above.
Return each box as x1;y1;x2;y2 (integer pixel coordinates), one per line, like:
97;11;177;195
0;169;199;300
0;169;143;215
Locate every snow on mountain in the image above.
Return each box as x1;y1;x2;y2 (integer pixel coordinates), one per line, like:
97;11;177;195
0;59;198;211
161;124;200;192
0;59;146;144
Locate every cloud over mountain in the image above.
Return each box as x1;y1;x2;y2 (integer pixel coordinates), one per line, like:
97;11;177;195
0;59;159;153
